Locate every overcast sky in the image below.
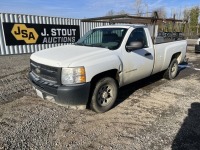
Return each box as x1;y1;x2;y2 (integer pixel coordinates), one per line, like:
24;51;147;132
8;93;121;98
0;0;199;18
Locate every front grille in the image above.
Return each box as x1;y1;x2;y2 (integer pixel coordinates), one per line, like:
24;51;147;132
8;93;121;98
30;60;61;84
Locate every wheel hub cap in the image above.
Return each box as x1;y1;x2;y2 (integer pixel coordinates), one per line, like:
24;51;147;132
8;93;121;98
97;85;113;106
102;91;109;99
171;62;178;78
172;65;176;72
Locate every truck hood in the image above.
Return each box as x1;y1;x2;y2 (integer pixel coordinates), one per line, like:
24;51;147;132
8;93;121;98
30;45;112;67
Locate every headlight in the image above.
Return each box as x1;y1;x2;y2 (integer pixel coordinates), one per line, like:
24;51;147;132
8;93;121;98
61;67;86;85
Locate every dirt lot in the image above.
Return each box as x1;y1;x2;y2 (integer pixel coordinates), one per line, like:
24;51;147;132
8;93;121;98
0;52;200;150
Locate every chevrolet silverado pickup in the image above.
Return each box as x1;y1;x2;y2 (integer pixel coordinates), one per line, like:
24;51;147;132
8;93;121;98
29;24;187;113
195;37;200;53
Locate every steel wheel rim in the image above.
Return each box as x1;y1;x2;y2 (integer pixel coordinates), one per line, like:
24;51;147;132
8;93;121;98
97;84;113;107
171;62;178;78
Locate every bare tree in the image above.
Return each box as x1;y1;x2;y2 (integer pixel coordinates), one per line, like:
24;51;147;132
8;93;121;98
152;7;167;18
183;8;190;20
144;3;149;17
134;0;143;16
170;8;175;18
177;7;183;20
106;10;115;16
106;10;128;16
117;10;128;15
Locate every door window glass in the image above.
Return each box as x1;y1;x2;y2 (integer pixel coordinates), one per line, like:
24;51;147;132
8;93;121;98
127;28;148;48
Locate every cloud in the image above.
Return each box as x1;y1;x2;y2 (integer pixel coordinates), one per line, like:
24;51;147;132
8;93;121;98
86;0;133;11
44;6;73;11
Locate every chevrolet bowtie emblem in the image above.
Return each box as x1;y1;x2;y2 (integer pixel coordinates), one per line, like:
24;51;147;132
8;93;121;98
35;67;41;74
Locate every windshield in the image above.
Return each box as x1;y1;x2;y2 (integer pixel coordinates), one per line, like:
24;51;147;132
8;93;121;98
75;28;127;50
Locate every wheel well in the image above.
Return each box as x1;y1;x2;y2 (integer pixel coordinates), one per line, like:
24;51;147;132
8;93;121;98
171;52;181;63
87;69;119;108
90;69;119;87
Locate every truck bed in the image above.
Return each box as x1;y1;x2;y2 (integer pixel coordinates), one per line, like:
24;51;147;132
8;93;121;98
152;40;187;75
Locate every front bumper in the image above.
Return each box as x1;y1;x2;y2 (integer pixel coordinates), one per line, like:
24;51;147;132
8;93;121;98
195;45;200;53
29;72;90;106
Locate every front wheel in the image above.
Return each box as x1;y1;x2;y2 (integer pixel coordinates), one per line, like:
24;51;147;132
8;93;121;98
90;77;118;113
163;58;178;80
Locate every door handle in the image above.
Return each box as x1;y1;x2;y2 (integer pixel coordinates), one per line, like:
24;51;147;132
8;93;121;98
145;52;151;56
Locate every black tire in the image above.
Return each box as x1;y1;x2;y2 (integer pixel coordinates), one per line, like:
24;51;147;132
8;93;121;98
163;58;178;80
90;77;118;113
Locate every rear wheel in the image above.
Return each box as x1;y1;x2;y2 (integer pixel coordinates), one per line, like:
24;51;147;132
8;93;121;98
90;77;118;113
163;58;178;80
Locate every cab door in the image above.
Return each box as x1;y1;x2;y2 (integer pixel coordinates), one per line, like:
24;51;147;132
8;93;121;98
122;27;154;85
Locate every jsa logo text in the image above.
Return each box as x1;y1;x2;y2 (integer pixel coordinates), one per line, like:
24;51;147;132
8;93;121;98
11;24;38;44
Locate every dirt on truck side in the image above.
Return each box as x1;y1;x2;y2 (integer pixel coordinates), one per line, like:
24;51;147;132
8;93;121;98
0;53;200;150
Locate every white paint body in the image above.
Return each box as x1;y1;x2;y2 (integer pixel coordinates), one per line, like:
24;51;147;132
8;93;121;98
30;25;187;87
197;38;200;45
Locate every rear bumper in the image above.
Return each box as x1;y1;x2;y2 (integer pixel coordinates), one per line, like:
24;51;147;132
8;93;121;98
29;72;90;106
195;45;200;53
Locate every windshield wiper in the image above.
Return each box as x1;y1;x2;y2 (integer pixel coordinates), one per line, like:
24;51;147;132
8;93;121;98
75;43;94;47
74;43;110;49
74;43;85;46
89;44;106;48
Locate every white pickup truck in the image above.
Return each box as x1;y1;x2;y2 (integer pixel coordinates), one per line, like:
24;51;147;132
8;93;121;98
29;24;187;113
195;37;200;53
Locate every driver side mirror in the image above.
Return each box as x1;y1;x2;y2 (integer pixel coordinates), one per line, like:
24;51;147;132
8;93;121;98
126;41;143;52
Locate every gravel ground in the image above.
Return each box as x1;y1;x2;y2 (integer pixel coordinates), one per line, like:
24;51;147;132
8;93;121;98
0;54;35;105
0;52;200;150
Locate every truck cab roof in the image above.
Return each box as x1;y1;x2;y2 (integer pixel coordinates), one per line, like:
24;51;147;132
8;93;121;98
95;24;147;29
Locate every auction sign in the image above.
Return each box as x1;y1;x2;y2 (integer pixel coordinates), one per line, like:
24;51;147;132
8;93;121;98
3;23;80;45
